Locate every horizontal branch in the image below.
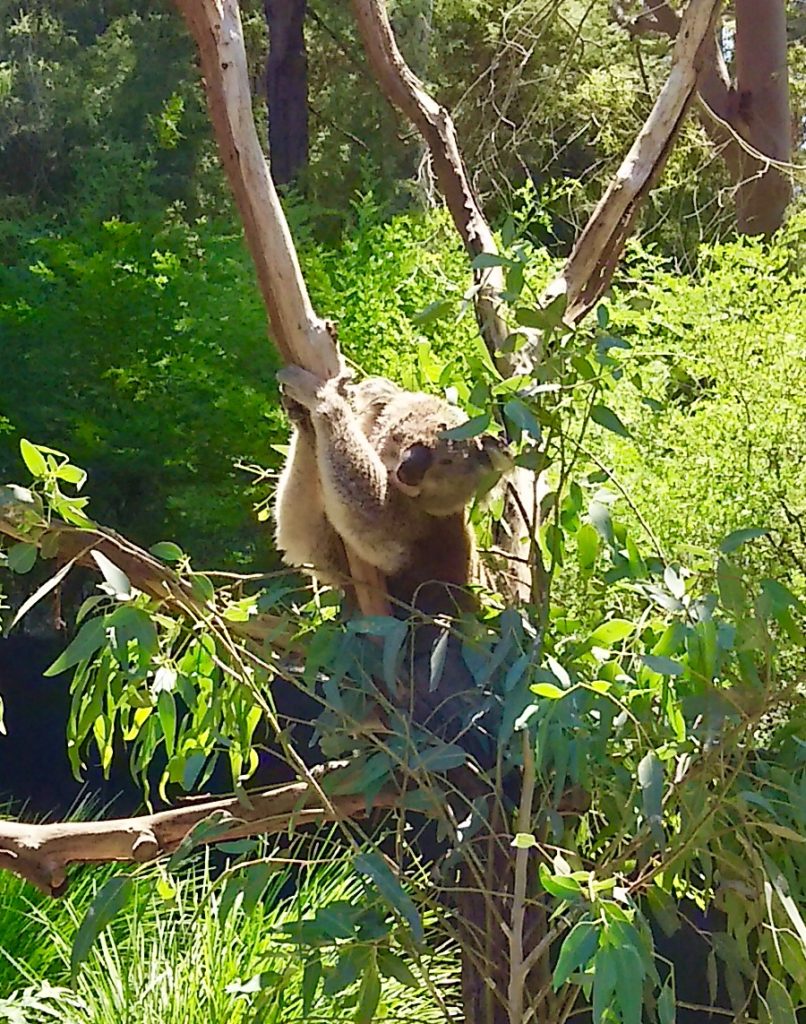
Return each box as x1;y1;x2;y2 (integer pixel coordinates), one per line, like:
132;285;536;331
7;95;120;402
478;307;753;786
0;498;291;650
0;764;399;896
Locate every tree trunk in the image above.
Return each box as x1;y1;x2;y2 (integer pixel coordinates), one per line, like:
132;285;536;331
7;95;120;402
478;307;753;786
733;0;792;235
264;0;309;185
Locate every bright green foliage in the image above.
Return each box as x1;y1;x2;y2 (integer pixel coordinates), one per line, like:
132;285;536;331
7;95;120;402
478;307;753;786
0;1;215;222
0;207;477;567
0;854;454;1022
594;214;806;594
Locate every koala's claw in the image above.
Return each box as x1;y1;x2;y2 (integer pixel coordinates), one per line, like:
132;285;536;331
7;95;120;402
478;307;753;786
276;365;324;409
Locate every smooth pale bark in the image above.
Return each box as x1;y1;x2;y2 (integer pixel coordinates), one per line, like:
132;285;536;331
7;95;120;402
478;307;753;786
548;0;723;324
625;0;792;236
174;0;388;615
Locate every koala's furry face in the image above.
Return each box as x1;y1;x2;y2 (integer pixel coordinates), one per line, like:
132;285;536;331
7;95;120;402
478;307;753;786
368;391;511;517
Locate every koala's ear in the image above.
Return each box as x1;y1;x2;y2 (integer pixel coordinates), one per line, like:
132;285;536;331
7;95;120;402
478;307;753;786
395;444;433;494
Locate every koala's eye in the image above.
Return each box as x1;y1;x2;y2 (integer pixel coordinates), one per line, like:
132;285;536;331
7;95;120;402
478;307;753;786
438;456;453;466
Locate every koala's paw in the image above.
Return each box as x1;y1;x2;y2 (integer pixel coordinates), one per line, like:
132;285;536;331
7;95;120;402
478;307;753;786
276;365;325;409
280;391;310;428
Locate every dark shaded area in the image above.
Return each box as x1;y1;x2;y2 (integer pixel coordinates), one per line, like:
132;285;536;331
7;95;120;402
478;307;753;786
0;634;140;817
265;0;309;185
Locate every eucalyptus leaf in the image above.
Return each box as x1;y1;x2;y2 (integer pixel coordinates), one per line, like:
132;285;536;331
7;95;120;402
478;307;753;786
591;405;631;438
354;852;423;943
71;875;133;981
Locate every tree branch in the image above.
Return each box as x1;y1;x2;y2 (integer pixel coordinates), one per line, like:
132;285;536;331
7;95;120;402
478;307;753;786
0;500;290;650
548;0;723;325
350;0;538;376
173;0;389;616
0;764;398;896
617;2;742;174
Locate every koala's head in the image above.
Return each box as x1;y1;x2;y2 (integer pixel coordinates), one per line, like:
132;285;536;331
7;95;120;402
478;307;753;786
374;392;511;516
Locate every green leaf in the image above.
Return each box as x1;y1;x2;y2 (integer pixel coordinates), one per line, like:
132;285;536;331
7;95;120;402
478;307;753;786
416;742;467;772
354;852;423;943
440;412;491;441
592;945;618;1024
765;977;796;1024
538;863;582;899
638;751;664;834
157;691;177;757
613;945;645;1024
758;578;805;617
150;541;185;562
414;298;454;325
717;559;746;614
168;810;232;870
588;619;635;647
71;875;133;980
591;405;631;438
6;542;37;574
355;962;381;1024
20;439;47;477
190;573;215;604
302;957;322;1017
658;977;676;1024
576;523;599;571
56;462;87;488
553;921;600;989
503;398;542;440
596;304;610;329
44;616;108;676
531;682;565;700
512;832;537;849
719;527;767;553
181;752;207;792
377;949;417;987
642;655;684;676
472;252;514;270
382;619;408;691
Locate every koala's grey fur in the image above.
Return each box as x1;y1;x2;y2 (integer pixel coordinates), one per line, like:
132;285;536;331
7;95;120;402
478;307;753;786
274;367;509;616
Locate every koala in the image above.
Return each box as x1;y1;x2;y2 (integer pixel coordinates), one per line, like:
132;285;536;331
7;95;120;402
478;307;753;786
274;367;510;617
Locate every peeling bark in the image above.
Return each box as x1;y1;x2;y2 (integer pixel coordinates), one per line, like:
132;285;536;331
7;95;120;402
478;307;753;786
623;0;792;237
550;0;723;325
